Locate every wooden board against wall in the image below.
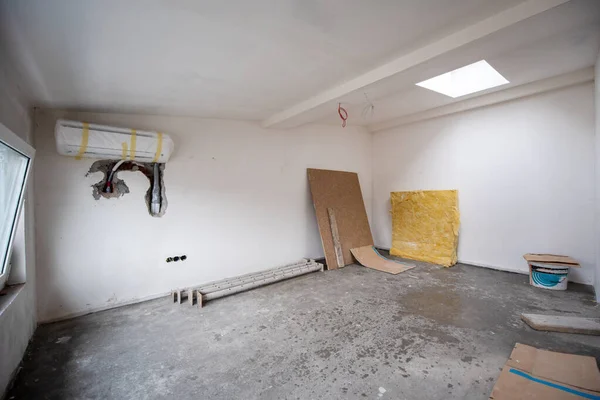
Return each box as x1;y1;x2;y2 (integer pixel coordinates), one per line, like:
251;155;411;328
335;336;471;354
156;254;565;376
307;168;373;269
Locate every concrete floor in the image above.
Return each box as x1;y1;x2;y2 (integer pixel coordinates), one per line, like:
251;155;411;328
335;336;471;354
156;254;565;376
7;256;600;400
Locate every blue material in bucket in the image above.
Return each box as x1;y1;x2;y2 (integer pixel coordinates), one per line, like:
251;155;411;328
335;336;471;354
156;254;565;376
530;263;568;290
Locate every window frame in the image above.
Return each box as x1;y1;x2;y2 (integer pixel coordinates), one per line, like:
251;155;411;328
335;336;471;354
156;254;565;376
0;123;35;291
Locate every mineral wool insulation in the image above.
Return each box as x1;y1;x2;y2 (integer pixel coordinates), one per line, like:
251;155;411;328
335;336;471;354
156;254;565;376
390;190;459;267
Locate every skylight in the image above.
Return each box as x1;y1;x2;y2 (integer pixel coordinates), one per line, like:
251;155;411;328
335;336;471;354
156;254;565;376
416;60;508;98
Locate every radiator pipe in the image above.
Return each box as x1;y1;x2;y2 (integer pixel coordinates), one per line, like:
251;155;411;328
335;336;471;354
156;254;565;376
197;260;318;294
202;262;322;301
196;259;308;290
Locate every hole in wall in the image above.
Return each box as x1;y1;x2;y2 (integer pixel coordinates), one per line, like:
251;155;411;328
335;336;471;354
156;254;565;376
86;160;168;217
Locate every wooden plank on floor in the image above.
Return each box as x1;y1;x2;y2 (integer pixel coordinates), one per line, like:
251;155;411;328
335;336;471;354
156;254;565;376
327;208;344;269
521;314;600;335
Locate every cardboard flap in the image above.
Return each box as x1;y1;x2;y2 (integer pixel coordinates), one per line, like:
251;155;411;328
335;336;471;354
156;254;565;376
506;343;537;372
490;366;600;400
505;344;600;392
350;245;414;275
523;254;580;267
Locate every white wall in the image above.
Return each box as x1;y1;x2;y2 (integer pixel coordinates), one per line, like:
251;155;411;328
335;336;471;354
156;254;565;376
34;110;372;322
595;53;600;300
0;46;37;395
372;84;596;284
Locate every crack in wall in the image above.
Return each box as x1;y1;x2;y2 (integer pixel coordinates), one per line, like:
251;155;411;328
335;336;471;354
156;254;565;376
86;160;168;217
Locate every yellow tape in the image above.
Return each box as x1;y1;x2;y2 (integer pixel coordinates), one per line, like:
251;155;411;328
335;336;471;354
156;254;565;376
153;132;163;163
75;122;89;160
121;142;128;160
129;129;137;160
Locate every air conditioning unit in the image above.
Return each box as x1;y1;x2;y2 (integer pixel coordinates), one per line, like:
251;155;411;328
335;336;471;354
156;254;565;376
55;119;174;163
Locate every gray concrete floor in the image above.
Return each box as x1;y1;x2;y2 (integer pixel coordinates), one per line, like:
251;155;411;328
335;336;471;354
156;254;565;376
7;256;600;400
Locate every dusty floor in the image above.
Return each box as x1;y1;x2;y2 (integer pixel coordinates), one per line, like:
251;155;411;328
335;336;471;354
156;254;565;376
8;255;600;400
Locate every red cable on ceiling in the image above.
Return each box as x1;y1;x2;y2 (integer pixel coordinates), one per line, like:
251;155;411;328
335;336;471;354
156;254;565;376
338;103;348;128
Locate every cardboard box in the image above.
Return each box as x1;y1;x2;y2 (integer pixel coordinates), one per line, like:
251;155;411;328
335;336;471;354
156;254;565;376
489;343;600;399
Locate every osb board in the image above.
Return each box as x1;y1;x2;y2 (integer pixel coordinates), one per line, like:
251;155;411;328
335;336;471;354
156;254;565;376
307;169;373;269
490;343;600;399
390;190;459;267
350;246;414;275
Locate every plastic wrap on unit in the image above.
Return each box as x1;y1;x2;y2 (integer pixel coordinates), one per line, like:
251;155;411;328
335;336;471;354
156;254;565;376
55;119;174;162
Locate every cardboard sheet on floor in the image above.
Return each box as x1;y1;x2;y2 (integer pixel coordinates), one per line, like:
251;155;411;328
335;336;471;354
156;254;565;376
307;169;373;269
350;246;415;274
390;190;459;267
489;343;600;399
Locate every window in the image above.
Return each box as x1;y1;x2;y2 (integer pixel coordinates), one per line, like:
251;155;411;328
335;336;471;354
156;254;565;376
0;123;34;290
415;60;509;98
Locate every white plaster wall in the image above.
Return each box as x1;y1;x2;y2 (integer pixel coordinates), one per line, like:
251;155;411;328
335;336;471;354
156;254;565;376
33;110;372;322
372;84;596;284
0;51;37;395
595;53;600;300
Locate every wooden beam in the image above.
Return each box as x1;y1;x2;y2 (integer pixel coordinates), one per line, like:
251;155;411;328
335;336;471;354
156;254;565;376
521;314;600;335
327;208;344;269
261;0;570;129
370;67;594;132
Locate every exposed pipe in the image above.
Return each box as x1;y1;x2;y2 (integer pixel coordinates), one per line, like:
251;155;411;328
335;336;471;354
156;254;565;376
104;159;127;193
150;163;161;215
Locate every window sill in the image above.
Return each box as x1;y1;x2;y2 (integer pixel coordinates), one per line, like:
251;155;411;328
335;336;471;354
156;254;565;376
0;283;25;317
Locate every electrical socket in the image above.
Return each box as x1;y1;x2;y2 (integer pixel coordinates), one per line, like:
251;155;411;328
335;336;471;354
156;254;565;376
166;255;187;263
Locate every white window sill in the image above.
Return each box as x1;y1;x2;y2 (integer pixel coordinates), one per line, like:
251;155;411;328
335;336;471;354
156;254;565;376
0;283;25;317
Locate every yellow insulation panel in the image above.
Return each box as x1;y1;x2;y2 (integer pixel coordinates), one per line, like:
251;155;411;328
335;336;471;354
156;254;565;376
390;190;459;267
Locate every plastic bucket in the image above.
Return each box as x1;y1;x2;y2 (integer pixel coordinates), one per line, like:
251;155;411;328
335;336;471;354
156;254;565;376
528;262;569;290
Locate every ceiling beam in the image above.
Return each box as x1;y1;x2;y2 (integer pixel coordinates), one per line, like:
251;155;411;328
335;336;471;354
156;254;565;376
369;67;594;133
261;0;571;129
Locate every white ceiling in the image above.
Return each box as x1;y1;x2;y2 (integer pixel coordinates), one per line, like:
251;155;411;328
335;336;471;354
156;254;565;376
317;0;600;128
1;0;599;130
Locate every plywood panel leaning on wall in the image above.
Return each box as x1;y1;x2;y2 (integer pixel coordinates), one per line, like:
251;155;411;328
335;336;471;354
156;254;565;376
307;169;373;269
390;190;459;267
